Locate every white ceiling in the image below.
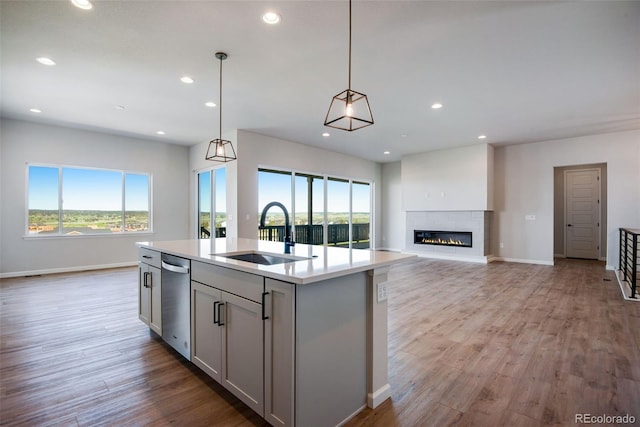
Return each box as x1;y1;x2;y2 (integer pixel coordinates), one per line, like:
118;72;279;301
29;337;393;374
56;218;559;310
1;0;639;163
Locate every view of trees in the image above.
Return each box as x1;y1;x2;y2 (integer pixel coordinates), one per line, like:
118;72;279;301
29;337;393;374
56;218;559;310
28;209;149;234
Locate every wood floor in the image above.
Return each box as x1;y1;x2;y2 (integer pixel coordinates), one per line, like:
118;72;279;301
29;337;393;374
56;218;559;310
1;258;639;426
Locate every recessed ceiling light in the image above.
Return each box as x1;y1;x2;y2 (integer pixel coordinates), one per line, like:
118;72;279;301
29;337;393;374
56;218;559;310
431;103;443;109
156;131;166;135
384;151;390;155
114;105;125;110
29;108;42;113
401;134;408;138
205;102;216;108
322;132;330;137
36;57;56;66
70;0;93;10
180;76;194;84
478;135;487;139
262;12;281;25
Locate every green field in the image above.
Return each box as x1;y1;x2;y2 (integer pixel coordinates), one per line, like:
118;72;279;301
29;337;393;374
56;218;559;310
28;209;149;234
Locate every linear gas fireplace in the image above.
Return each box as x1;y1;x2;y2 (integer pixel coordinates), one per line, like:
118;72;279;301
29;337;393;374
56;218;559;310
414;230;473;248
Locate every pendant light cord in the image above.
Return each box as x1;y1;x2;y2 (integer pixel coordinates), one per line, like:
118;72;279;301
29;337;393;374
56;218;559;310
218;55;223;140
348;0;352;90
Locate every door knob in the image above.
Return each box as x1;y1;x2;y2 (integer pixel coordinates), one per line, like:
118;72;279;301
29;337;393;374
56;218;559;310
567;224;573;227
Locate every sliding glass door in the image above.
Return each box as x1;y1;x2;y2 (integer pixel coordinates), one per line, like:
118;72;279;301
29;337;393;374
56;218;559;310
258;169;292;242
327;178;350;247
294;173;324;245
197;167;226;239
351;181;371;249
258;169;372;248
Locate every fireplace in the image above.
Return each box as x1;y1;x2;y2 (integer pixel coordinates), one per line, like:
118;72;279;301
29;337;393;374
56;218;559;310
414;230;473;248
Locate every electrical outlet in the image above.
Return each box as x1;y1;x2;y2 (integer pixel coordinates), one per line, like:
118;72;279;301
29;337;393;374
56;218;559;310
377;283;388;302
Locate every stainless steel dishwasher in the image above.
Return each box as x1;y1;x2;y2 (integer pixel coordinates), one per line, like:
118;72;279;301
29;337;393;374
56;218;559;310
161;253;191;360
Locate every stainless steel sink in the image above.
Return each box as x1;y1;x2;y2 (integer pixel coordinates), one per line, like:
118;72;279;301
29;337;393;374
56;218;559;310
216;251;311;265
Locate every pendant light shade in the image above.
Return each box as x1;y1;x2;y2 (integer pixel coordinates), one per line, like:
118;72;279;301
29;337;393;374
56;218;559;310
206;52;237;162
324;88;373;131
324;0;373;131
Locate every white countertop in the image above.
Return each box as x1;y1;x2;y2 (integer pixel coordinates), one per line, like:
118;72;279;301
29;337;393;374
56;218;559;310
136;238;415;284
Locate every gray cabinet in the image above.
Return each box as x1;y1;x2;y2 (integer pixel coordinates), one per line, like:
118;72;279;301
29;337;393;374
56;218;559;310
138;248;161;335
220;291;263;415
191;281;222;379
140;252;371;427
264;278;295;427
190;262;266;417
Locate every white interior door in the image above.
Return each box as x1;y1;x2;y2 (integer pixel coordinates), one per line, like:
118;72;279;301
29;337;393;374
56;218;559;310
565;169;600;259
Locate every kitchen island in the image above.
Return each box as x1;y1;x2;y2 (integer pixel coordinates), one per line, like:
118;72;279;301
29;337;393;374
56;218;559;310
136;238;414;427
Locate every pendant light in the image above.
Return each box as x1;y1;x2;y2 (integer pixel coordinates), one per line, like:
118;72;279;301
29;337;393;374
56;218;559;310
324;0;373;131
206;52;237;162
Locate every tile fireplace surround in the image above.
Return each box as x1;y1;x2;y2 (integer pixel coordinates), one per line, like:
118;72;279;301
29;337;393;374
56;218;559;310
405;211;492;263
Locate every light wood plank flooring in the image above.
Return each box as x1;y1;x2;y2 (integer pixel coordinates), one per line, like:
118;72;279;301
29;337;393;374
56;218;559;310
1;259;639;426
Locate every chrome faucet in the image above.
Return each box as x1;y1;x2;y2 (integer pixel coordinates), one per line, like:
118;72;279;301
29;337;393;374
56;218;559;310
260;201;295;254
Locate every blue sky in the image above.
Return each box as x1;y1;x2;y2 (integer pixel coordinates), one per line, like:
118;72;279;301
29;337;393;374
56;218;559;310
258;171;370;214
29;165;368;214
199;168;227;213
29;166;149;211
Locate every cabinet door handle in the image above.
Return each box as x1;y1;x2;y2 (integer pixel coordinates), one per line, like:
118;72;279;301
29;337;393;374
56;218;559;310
261;291;270;320
217;302;225;326
142;255;152;259
213;301;219;325
143;271;151;288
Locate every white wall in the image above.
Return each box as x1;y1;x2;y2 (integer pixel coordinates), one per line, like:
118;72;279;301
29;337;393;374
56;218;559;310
401;143;494;211
189;130;238;239
189;131;383;247
493;130;640;267
380;162;404;251
0;119;190;276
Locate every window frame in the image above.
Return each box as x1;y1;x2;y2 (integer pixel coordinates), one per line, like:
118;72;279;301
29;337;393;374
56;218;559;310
195;165;227;239
257;167;374;249
24;163;153;238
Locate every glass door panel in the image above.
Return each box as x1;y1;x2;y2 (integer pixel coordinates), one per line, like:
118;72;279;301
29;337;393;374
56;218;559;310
214;168;226;237
352;181;371;249
198;171;212;238
294;173;324;245
327;178;350;247
258;170;292;241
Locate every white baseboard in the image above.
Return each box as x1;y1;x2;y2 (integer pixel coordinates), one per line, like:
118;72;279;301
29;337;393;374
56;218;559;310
0;262;137;279
405;251;490;264
488;256;554;266
367;383;391;409
614;269;640;302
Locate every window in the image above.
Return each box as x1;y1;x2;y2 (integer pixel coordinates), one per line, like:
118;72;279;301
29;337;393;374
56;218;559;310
351;181;371;249
294;173;324;245
327;178;350;246
197;167;227;238
258;168;372;248
258;169;292;242
27;165;151;236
